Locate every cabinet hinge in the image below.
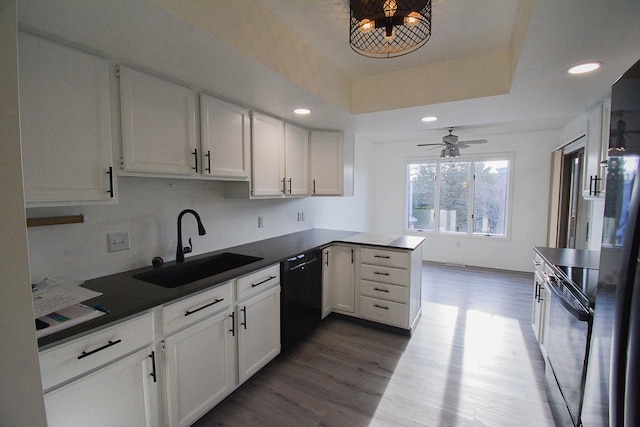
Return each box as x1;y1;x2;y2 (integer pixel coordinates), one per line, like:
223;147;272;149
115;65;121;78
161;340;165;353
119;157;124;169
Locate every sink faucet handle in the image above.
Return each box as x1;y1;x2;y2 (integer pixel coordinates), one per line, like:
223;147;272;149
183;237;193;254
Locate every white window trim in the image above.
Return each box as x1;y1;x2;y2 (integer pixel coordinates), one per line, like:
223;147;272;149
405;152;515;239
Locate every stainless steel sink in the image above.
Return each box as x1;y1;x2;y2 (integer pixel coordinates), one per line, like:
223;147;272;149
133;253;263;288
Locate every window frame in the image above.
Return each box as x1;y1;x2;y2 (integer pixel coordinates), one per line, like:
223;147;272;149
406;152;514;239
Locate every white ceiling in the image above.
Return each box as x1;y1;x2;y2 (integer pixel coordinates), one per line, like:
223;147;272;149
16;0;640;144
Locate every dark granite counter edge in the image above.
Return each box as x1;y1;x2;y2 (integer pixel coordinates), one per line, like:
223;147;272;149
38;229;424;349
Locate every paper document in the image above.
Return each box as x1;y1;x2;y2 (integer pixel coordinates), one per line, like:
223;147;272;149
32;278;102;318
36;303;105;338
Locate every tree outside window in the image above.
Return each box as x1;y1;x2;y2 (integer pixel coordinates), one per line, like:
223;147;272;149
408;156;511;237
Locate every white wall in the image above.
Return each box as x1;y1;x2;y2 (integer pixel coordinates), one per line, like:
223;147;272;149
373;130;560;272
0;0;47;424
27;137;375;282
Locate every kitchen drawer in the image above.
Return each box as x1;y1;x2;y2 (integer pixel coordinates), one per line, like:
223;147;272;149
359;296;407;328
40;311;153;391
237;264;279;302
163;281;233;335
360;264;409;286
361;280;408;304
360;248;409;269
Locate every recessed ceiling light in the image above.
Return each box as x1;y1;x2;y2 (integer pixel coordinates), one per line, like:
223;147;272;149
568;62;602;75
294;108;311;115
421;116;438;122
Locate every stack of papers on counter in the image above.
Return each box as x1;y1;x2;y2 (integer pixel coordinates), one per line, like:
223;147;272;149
32;278;105;338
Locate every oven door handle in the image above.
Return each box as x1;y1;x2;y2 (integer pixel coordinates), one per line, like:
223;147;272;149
546;276;592;322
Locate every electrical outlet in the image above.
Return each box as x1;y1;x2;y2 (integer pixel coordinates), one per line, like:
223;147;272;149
108;231;130;252
301;211;305;221
258;215;264;228
297;211;302;222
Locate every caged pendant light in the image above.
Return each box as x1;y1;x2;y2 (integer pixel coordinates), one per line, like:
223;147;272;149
349;0;432;58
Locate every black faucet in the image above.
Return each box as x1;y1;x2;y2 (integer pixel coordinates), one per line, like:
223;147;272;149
176;209;207;263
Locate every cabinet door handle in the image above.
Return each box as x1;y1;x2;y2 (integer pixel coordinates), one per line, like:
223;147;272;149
534;281;540;300
149;351;157;383
374;255;391;259
192;148;198;172
351;248;354;264
241;306;247;329
106;166;114;198
77;339;122;360
229;312;235;336
313;179;316;194
373;287;390;293
184;298;224;316
373;304;389;310
288;178;292;194
374;271;390;276
205;150;211;173
324;250;329;266
252;275;276;288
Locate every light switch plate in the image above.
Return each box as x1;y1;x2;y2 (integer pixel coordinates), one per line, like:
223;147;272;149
108;231;130;252
258;216;264;228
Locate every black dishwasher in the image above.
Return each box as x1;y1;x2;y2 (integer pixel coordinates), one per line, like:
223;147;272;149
280;249;322;352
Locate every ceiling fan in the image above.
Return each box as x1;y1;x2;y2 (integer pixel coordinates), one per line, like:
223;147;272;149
417;127;488;157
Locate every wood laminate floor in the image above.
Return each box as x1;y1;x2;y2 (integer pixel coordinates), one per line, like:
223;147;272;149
193;263;556;427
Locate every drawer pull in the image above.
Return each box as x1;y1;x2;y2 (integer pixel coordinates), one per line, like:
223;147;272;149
374;271;390;276
184;298;224;316
373;304;389;310
77;339;122;360
373;287;390;293
252;276;276;288
374;255;391;259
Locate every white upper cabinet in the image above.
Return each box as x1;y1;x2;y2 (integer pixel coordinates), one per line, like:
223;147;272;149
284;123;309;196
200;94;250;180
250;112;285;197
118;65;197;176
309;130;354;196
18;32;115;206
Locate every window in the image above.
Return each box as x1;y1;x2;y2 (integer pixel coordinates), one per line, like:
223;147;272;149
407;155;512;237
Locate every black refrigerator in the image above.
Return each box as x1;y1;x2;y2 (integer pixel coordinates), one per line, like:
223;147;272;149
582;59;640;426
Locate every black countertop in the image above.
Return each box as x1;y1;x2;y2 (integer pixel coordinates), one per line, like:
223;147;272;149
534;246;601;270
38;229;424;349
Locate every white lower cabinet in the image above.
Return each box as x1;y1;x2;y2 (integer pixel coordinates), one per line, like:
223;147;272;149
39;312;157;426
323;243;423;333
164;309;236;427
44;346;159;427
329;245;356;314
237;285;281;384
358;247;422;331
162;265;280;426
